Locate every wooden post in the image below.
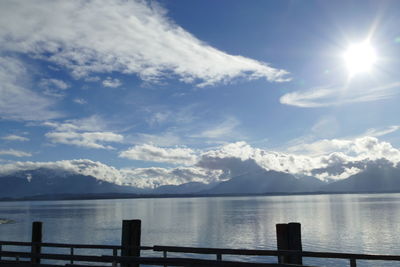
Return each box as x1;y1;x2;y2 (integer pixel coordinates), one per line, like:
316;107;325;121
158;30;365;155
288;222;302;264
276;223;290;263
276;222;302;264
121;220;141;267
216;253;222;261
31;221;42;264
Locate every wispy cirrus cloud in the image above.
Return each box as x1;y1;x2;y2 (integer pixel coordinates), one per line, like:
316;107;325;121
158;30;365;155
2;135;29;142
0;0;289;87
362;125;400;137
102;77;122;88
39;78;70;97
0;149;32;157
0;56;61;121
120;144;197;165
44;116;124;149
73;98;87;105
194;117;240;139
280;82;400;108
45;131;123;150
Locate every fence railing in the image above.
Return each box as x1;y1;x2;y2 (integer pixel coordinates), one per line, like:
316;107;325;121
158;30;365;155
1;220;400;266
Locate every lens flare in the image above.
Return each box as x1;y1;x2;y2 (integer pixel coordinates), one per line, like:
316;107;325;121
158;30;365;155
343;42;377;75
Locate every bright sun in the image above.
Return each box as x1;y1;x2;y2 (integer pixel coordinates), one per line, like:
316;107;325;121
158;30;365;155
343;42;377;75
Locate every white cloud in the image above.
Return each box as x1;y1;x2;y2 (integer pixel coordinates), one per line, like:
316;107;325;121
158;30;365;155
0;149;32;157
198;137;400;181
2;135;29;142
120;144;197;165
0;159;223;189
192;117;240;139
73;98;87;105
1;136;399;189
147;112;171;126
84;76;101;82
44;116;123;149
144;104;197;127
131;132;183;147
0;0;289;86
39;78;69;90
120;167;223;188
44;115;108;132
190;117;240;143
102;77;122;88
46;131;123;149
0;159;123;184
362;125;400;137
0;56;60;121
39;78;69;97
280;82;400;108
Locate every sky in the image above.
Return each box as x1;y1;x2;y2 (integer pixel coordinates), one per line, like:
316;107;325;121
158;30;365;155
1;0;400;188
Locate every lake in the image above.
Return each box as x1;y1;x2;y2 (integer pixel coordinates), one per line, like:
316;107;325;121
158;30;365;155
1;193;400;266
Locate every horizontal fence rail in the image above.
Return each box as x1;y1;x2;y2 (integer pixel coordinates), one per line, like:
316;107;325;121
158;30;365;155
154;245;400;261
2;242;400;266
0;251;310;267
1;220;400;266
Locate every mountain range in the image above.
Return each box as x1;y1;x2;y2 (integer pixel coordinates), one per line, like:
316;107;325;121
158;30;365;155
1;163;400;199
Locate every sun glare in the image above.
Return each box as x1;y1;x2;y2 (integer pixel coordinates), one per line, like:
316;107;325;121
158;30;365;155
343;42;377;75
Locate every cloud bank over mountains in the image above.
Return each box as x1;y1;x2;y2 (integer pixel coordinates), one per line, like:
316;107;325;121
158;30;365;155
0;0;288;87
1;136;399;189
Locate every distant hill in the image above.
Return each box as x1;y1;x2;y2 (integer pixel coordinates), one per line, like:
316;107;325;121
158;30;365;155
0;168;140;198
153;181;217;194
204;169;325;194
322;164;400;192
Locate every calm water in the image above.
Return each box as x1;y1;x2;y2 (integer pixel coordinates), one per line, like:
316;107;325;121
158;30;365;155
1;194;400;266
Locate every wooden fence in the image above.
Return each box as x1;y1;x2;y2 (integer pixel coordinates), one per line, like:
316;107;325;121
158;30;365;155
1;220;400;266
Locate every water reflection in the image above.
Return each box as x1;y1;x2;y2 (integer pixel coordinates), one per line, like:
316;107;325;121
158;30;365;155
0;194;400;266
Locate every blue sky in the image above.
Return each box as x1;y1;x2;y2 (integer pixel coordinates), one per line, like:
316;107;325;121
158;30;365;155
1;0;400;188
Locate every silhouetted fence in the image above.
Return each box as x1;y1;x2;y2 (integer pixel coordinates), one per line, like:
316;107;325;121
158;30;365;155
1;220;400;266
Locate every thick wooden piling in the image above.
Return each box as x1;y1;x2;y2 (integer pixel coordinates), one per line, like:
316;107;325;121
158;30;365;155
31;221;42;264
276;222;302;264
276;223;289;264
288;222;302;264
121;220;141;267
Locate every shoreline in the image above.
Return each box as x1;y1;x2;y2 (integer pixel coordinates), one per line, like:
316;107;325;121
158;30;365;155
1;190;400;202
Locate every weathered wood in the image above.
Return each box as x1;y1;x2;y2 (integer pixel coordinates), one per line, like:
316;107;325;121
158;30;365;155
153;245;400;261
102;255;310;267
0;240;123;249
2;241;400;263
0;251;310;267
350;258;357;267
121;219;141;267
288;222;302;264
276;223;302;264
30;221;42;264
276;223;290;263
70;247;74;264
162;250;167;267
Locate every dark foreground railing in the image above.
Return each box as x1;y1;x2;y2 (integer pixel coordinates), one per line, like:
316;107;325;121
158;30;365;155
1;220;400;267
